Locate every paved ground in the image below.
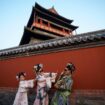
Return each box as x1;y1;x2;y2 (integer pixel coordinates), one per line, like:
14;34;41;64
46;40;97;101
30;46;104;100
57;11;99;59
0;88;105;105
0;88;35;105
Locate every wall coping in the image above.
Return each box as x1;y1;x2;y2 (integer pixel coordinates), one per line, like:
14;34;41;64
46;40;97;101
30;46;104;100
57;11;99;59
0;29;105;60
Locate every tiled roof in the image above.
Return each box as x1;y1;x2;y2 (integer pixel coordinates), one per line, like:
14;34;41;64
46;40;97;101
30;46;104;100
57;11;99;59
0;29;105;59
35;3;73;24
48;6;59;15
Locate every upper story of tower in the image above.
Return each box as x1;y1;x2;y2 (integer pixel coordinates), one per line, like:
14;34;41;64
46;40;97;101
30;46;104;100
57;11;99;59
20;3;78;45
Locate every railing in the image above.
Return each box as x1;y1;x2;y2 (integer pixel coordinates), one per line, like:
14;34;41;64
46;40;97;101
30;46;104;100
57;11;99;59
33;23;71;36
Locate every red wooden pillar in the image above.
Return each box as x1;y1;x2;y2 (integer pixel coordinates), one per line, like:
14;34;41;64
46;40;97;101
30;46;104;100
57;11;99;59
48;22;50;31
40;18;42;28
34;16;39;27
63;28;65;35
32;15;36;27
68;30;70;34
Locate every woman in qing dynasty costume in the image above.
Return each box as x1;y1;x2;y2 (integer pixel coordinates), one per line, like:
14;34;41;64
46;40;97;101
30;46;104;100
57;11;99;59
33;64;57;105
13;72;35;105
51;62;75;105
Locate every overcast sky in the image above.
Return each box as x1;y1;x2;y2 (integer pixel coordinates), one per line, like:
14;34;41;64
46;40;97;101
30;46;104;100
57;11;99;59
0;0;105;50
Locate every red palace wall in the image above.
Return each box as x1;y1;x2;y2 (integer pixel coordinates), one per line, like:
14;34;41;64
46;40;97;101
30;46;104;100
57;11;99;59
0;45;105;89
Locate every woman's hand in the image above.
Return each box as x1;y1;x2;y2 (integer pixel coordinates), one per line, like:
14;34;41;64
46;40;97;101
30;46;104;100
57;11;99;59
33;79;36;82
60;71;65;76
54;83;59;89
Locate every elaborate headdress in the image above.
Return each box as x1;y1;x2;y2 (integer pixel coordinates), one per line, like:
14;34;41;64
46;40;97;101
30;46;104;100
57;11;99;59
66;62;75;73
33;64;43;72
16;72;26;80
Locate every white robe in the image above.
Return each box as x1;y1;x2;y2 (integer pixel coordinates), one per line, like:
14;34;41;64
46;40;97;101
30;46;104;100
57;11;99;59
13;80;34;105
33;73;57;105
44;73;57;88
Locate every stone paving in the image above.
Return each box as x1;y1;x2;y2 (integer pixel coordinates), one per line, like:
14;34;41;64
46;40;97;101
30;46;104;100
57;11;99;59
0;88;105;105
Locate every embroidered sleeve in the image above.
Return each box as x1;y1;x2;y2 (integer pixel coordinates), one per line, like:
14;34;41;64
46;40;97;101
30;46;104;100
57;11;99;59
20;81;28;88
51;73;57;83
58;78;73;91
27;79;34;88
66;79;73;91
20;80;34;88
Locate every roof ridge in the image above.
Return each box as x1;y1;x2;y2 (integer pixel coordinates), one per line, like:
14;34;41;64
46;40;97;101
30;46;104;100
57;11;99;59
48;6;59;15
